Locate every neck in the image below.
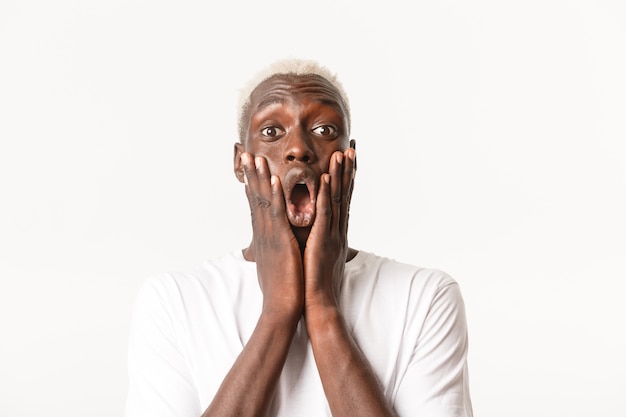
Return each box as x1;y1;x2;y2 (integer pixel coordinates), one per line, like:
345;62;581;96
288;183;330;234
242;226;358;262
241;226;310;262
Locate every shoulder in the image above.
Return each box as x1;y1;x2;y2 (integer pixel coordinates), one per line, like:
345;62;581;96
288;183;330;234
343;251;467;330
345;250;459;295
133;250;257;314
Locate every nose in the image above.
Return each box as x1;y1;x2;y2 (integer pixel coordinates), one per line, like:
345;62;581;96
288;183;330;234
283;129;315;163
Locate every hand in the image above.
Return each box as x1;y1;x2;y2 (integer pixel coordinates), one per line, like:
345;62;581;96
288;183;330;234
241;152;304;316
303;147;356;310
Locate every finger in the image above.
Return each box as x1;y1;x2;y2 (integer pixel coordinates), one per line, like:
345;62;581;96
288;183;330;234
242;153;268;234
340;148;356;235
314;173;332;233
329;151;343;232
254;156;272;210
269;174;288;224
242;152;258;210
252;156;276;236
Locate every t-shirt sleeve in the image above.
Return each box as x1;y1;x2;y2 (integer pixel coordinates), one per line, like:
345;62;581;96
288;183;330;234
393;279;473;417
125;275;202;417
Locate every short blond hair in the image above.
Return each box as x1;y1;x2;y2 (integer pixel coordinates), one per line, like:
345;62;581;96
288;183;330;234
237;58;351;142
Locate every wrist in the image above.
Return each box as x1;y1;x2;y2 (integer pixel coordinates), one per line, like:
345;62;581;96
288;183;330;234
304;303;343;338
261;300;303;324
304;279;341;310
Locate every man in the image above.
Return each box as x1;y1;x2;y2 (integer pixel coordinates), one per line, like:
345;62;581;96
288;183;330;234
126;59;473;417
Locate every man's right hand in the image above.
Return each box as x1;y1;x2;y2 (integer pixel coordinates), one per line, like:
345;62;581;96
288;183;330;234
202;153;304;417
241;152;304;317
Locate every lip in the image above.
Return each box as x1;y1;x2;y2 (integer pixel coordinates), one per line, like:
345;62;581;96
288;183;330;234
283;167;318;227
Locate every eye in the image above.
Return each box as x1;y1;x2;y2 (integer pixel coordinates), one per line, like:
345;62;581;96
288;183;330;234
312;125;337;137
261;126;285;138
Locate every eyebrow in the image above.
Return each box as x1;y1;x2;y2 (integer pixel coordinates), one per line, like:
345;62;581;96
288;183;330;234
314;97;344;114
255;97;286;112
254;95;345;117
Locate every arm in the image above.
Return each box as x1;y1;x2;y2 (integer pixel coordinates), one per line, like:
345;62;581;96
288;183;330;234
306;305;398;417
304;148;397;417
201;312;299;417
202;153;303;417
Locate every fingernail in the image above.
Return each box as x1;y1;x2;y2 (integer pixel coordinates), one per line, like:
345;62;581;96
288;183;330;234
255;156;263;168
271;175;276;185
336;153;343;163
241;153;250;165
244;173;248;185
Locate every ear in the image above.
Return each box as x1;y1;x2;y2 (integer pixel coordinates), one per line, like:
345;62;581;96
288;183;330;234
233;142;245;183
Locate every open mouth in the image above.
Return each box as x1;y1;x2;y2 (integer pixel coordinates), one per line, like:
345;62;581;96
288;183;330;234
285;170;317;227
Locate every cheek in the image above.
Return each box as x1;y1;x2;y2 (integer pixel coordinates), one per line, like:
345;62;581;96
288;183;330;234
253;151;283;176
265;160;281;177
318;144;347;166
247;144;282;166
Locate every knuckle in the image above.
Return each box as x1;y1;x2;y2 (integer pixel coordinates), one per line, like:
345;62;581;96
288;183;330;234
252;195;271;209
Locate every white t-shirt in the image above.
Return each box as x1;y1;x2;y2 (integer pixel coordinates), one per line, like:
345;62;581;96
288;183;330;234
126;250;473;417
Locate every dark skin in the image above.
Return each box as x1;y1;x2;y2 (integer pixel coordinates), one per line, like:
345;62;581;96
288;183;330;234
201;74;397;417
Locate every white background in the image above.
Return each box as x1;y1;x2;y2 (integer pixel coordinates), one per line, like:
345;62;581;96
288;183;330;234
1;0;625;416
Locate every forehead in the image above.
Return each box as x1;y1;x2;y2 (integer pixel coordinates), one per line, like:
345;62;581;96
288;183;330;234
248;74;348;119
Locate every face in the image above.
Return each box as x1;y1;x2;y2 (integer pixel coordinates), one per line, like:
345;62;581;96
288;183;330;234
234;74;352;228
